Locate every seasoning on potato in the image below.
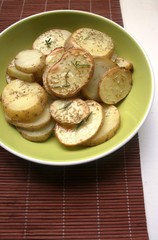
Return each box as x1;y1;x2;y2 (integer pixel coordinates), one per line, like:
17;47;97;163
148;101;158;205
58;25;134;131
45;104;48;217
50;98;90;127
46;48;94;98
55;100;104;146
1;79;48;122
1;27;134;145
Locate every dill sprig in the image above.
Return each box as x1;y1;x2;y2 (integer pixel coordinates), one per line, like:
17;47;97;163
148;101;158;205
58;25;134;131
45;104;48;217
59;102;72;110
45;38;52;48
76;112;92;129
71;61;90;68
53;83;70;88
62;70;70;87
53;71;70;88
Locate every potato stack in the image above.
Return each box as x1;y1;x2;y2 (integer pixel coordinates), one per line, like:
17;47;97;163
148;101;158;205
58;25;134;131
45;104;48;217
1;28;133;145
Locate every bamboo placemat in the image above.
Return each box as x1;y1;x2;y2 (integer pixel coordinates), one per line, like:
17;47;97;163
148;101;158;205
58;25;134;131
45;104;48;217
0;0;149;239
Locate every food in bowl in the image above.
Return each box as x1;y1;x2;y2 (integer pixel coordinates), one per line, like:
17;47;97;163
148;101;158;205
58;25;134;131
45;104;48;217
1;27;133;147
0;10;153;165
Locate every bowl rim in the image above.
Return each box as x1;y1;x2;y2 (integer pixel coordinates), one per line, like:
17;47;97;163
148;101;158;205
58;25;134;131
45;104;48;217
0;10;155;166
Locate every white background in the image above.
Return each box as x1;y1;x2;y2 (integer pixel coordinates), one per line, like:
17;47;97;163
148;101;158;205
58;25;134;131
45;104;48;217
120;1;158;239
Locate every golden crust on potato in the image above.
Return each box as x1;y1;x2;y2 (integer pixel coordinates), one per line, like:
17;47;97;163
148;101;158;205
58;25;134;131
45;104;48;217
1;27;134;144
5;101;52;130
83;104;120;146
46;48;94;98
50;98;90;127
99;67;132;104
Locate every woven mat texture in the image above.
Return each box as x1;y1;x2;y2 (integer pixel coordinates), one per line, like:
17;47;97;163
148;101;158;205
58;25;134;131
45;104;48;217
0;0;149;239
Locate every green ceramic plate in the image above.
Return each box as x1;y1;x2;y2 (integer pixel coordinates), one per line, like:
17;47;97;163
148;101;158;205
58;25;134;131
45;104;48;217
0;10;154;166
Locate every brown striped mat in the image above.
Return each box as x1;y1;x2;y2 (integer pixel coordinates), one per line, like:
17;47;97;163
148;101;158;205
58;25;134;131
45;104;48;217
0;0;149;239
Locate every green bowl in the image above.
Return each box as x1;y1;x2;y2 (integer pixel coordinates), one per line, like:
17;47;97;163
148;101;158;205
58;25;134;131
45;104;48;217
0;10;154;166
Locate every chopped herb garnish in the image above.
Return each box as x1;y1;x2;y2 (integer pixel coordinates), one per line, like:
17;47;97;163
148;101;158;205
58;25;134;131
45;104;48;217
65;70;69;79
71;61;90;68
62;83;71;87
76;111;92;129
52;85;61;88
53;83;70;88
84;34;91;40
63;71;70;87
53;71;70;88
60;102;72;110
45;38;52;48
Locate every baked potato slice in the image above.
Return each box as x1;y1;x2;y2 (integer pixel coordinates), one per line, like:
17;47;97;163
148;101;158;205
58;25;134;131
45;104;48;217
65;27;114;58
15;49;45;73
42;47;65;97
42;65;55;96
81;57;116;101
55;100;103;146
50;98;90;127
7;58;44;84
45;47;65;65
47;48;94;98
5;101;52;130
7;65;35;82
99;67;132;104
6;59;19;83
33;29;71;55
17;120;55;142
83;104;120;146
1;79;48;122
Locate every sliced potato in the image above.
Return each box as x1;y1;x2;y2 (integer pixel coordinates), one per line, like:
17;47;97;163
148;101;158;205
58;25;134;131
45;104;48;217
65;27;114;58
83;105;120;146
15;49;45;73
42;65;58;98
2;27;134;146
99;67;132;104
45;47;65;65
42;47;65;97
81;57;116;101
5;101;52;130
47;48;94;98
55;100;103;146
50;98;90;127
1;79;48;122
7;65;35;82
7;58;44;83
6;59;17;83
17;120;55;142
115;57;133;71
33;29;71;55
